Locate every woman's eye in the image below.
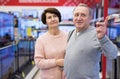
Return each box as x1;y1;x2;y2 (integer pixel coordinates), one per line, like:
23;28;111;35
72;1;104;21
53;15;57;17
47;16;51;19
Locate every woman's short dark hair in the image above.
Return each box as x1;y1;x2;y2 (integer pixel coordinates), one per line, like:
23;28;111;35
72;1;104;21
41;8;61;24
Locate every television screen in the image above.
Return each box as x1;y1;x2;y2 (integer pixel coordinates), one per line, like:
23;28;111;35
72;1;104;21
59;21;75;33
107;18;120;40
0;12;14;47
59;25;75;33
18;18;47;39
9;11;20;18
22;9;38;18
107;27;117;40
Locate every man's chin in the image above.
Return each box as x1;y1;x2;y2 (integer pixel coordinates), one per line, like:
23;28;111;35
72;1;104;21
76;25;82;28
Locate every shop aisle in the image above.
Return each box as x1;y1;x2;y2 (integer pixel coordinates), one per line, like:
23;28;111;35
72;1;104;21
26;51;120;79
33;69;41;79
26;67;109;79
25;66;40;79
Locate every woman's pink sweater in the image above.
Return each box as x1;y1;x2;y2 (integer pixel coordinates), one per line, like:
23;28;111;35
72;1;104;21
34;31;67;79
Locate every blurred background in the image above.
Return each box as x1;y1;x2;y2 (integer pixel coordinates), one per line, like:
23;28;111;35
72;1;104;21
0;0;120;79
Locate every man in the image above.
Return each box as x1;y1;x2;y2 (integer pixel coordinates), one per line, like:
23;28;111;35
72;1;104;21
64;3;118;79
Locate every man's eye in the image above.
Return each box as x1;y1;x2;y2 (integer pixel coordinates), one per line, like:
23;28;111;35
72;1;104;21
74;14;79;17
81;14;86;17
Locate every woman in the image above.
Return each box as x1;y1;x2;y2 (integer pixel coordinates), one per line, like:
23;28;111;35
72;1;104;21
34;8;67;79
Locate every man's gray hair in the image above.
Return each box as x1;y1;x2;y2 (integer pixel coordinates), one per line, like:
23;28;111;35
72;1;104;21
73;3;92;16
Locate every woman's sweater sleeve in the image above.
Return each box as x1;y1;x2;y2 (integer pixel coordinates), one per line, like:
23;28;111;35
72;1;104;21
34;38;57;69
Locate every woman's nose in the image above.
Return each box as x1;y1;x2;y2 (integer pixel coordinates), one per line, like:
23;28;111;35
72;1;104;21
51;17;55;20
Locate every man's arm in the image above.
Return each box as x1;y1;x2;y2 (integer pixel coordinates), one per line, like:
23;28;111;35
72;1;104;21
96;17;118;59
99;35;118;59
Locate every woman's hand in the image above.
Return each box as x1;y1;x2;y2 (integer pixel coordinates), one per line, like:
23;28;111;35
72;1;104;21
55;59;64;67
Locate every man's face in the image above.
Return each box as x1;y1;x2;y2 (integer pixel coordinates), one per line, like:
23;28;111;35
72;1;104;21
73;6;91;32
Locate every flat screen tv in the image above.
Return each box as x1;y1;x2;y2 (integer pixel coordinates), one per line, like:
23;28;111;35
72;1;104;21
22;9;38;18
107;20;120;47
18;18;47;39
59;21;75;33
0;12;14;47
107;27;117;40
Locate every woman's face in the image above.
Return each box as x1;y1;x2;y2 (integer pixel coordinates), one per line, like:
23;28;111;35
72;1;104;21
46;12;59;28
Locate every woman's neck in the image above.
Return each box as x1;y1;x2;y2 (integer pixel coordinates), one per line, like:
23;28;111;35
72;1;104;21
48;28;60;35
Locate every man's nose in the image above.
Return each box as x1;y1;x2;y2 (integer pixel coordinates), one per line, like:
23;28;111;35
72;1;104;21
77;15;82;20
